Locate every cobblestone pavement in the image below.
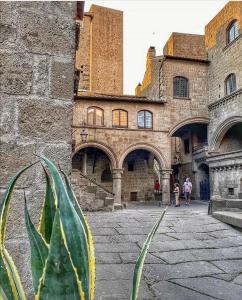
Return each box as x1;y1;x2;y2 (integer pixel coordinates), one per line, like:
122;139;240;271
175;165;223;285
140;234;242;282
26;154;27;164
86;201;242;300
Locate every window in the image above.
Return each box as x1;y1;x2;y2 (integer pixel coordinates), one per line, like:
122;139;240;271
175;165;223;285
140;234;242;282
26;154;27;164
137;110;153;129
87;107;104;126
173;76;189;98
184;139;190;154
112;109;128;127
225;74;236;95
227;20;239;44
228;188;234;196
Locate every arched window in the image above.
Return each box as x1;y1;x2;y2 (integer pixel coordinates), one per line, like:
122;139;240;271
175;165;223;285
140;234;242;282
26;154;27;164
227;20;239;44
137;110;153;129
112;109;128;127
87;107;104;126
173;76;189;98
225;73;236;95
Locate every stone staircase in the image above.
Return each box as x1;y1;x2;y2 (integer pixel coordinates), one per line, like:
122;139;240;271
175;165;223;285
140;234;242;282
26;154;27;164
210;198;242;228
71;170;114;211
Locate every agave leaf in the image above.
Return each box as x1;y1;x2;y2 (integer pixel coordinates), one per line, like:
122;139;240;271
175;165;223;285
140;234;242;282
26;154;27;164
38;167;57;244
61;170;95;300
0;163;35;245
36;210;85;300
130;208;167;300
0;252;15;299
24;198;49;293
40;157;90;298
2;248;26;300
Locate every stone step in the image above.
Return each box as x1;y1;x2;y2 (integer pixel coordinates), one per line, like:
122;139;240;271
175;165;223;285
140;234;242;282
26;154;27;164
213;211;242;228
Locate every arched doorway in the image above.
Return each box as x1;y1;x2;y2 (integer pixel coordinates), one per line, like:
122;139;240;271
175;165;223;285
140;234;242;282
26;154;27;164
119;144;169;203
169;118;209;199
72;147;113;191
197;163;210;200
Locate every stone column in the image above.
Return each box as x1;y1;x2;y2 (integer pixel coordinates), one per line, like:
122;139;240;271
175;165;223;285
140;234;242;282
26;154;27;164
160;169;172;205
112;168;123;205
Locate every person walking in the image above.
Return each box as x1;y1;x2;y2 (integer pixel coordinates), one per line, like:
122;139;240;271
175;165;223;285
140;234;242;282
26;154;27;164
183;177;192;205
173;183;180;207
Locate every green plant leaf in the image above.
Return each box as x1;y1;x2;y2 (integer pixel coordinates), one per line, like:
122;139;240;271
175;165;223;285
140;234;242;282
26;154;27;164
40;157;90;299
38;167;57;244
1;248;26;300
36;210;85;300
24;198;49;293
0;163;35;245
61;170;96;300
0;252;15;300
130;208;167;300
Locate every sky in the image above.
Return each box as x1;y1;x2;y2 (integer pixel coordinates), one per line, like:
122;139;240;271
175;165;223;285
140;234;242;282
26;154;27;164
85;0;228;95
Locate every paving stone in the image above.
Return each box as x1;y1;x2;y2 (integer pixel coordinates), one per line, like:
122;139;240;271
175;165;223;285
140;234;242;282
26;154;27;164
211;273;236;281
96;253;121;264
233;274;242;285
171;277;242;300
211;259;242;273
120;252;165;264
165;232;214;240
95;242;140;253
208;229;240;239
96;264;135;280
154;246;242;264
95;279;153;299
144;261;222;282
92;228;118;236
116;226;174;235
151;281;215;300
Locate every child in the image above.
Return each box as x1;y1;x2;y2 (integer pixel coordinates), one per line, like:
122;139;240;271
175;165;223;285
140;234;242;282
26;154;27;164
173;183;180;207
154;180;160;193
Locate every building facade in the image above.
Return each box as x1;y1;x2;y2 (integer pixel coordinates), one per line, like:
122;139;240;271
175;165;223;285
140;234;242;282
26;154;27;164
74;2;242;208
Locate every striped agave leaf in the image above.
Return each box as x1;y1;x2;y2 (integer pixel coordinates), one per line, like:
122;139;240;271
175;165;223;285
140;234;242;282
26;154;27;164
24;198;49;293
36;210;85;299
130;208;167;300
38;167;57;244
61;169;95;300
0;163;35;300
40;157;92;299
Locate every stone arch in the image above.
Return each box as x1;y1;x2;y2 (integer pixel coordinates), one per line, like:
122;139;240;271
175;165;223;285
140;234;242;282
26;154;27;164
118;143;168;169
168;117;210;137
210;115;242;151
74;141;118;169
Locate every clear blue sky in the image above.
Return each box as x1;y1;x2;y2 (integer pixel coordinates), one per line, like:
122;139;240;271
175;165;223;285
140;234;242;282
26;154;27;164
85;0;228;95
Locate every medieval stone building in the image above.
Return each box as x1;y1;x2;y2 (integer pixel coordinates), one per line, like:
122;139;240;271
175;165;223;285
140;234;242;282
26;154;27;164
73;2;242;210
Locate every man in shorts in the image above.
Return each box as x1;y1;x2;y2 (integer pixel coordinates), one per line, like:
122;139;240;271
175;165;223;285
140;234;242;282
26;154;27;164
183;178;192;205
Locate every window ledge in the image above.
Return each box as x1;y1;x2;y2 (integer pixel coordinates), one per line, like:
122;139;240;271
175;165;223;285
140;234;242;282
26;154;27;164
173;96;191;100
138;127;153;130
223;34;241;52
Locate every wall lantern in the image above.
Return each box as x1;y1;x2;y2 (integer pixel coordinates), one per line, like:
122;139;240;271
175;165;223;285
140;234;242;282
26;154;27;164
80;129;88;143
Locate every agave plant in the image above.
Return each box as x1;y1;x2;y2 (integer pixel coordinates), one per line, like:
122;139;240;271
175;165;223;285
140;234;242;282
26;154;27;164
0;157;166;299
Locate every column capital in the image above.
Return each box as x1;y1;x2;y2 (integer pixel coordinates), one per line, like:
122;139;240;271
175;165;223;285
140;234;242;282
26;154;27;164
112;168;123;179
160;169;173;178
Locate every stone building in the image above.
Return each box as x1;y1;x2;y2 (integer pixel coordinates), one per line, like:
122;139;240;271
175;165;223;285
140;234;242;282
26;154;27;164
136;1;242;204
74;2;242;209
205;2;242;206
0;1;77;295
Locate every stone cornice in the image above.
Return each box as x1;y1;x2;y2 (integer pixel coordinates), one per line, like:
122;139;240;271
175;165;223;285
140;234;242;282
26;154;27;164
208;88;242;111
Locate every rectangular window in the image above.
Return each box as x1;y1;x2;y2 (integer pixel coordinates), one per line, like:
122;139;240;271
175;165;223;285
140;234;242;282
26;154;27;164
228;188;234;196
130;192;138;201
87;108;95;125
96;109;103;126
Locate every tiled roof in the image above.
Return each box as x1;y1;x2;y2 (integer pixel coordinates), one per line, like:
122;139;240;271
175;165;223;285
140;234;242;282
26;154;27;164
75;91;165;103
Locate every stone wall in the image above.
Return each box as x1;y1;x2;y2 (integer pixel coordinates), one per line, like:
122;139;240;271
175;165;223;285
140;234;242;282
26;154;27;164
0;2;76;295
76;4;123;94
163;33;207;60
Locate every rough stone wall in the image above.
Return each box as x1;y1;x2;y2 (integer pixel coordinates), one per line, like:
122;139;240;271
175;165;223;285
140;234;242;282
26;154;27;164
0;1;76;295
76;14;92;91
205;2;242;199
205;2;242;105
122;151;156;202
76;4;123;94
163;33;207;60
